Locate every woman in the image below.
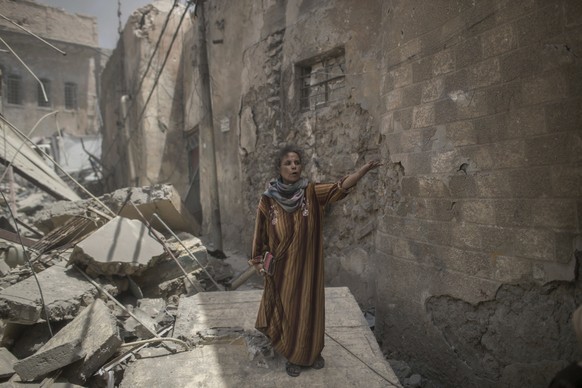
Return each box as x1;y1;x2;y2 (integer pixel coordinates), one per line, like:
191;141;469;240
249;144;382;377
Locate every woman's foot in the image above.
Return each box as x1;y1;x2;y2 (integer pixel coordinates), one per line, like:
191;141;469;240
312;354;325;370
286;361;301;377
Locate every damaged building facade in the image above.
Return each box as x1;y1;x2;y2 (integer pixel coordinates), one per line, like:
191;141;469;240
100;0;582;386
0;0;103;137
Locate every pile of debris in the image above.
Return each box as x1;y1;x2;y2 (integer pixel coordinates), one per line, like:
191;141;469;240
0;184;236;386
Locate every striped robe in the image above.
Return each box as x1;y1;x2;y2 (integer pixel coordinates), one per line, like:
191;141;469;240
252;180;350;366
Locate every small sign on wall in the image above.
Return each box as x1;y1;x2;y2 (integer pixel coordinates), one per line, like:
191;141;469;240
220;117;230;132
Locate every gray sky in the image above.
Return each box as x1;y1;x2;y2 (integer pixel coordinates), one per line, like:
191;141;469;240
34;0;153;49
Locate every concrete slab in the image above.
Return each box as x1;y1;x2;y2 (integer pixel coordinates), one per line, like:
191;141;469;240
68;216;165;276
121;287;401;387
0;347;18;379
0;262;98;324
13;299;121;382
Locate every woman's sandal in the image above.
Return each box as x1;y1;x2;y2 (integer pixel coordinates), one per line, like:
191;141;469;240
286;361;301;377
312;354;325;370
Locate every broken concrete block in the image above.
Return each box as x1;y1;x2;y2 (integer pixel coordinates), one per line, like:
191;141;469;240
0;347;18;379
0;263;99;324
13;341;82;381
68;216;165;277
13;299;121;383
123;307;158;339
34;184;200;235
62;299;123;384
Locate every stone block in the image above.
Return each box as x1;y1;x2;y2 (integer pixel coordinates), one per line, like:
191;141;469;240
0;347;17;379
455;35;482;70
551;165;582;197
525;133;577;166
481;24;517;58
434;98;457;125
493;199;533;228
402;83;422;108
545;98;582;133
412;104;435;128
406;152;432;175
0;263;98;324
520;72;568;106
454;199;496;225
448;175;478;198
445;121;477;146
421;77;445;103
393;107;413;131
432;50;455;76
467;58;501;89
387;65;413;89
566;0;582;26
461;140;527;170
385;88;402;111
515;4;562;47
412;56;432;83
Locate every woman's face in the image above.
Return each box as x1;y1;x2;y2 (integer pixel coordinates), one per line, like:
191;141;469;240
279;152;302;184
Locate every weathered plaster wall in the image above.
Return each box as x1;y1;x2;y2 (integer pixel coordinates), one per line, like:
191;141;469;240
374;0;582;386
0;0;101;137
100;3;192;195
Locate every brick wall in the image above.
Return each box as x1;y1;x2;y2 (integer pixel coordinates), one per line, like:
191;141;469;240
375;0;582;386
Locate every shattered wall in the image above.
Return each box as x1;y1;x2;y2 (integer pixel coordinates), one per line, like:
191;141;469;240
0;0;102;137
374;0;582;386
100;2;192;194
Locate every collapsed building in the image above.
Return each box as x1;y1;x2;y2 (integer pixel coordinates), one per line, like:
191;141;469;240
99;0;582;387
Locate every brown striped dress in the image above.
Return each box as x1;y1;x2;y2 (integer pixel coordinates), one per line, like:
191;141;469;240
252;179;351;366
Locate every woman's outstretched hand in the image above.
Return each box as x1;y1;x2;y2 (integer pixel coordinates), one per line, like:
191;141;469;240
342;159;384;189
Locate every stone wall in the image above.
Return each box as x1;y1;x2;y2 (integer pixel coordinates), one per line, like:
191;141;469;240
100;3;192;194
374;0;582;386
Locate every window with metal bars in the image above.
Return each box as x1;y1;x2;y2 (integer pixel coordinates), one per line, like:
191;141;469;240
6;74;22;105
38;79;51;107
64;82;77;110
298;49;346;111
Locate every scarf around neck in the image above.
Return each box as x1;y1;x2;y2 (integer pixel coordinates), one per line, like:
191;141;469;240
263;177;309;213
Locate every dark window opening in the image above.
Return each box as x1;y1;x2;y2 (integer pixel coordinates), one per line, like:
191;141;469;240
6;75;22;105
298;48;346;111
64;82;77;110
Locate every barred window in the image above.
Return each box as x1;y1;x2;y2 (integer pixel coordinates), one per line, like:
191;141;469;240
6;74;22;105
298;48;346;111
64;82;77;110
38;79;51;107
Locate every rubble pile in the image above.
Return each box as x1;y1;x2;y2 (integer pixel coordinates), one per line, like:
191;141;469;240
0;184;236;386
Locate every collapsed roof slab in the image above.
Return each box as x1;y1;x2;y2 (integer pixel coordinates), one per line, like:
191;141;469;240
0;263;101;324
13;299;121;383
68;216;165;276
119;287;399;387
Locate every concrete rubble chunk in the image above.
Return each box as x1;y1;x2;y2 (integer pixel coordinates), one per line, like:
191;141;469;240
0;263;100;324
34;184;200;235
0;347;18;379
13;299;121;383
68;216;165;276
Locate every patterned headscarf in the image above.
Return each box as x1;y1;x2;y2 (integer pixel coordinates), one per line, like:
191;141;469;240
263;177;309;213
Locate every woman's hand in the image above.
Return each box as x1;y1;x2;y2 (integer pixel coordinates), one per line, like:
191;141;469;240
248;259;266;276
342;159;384;189
361;160;383;174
